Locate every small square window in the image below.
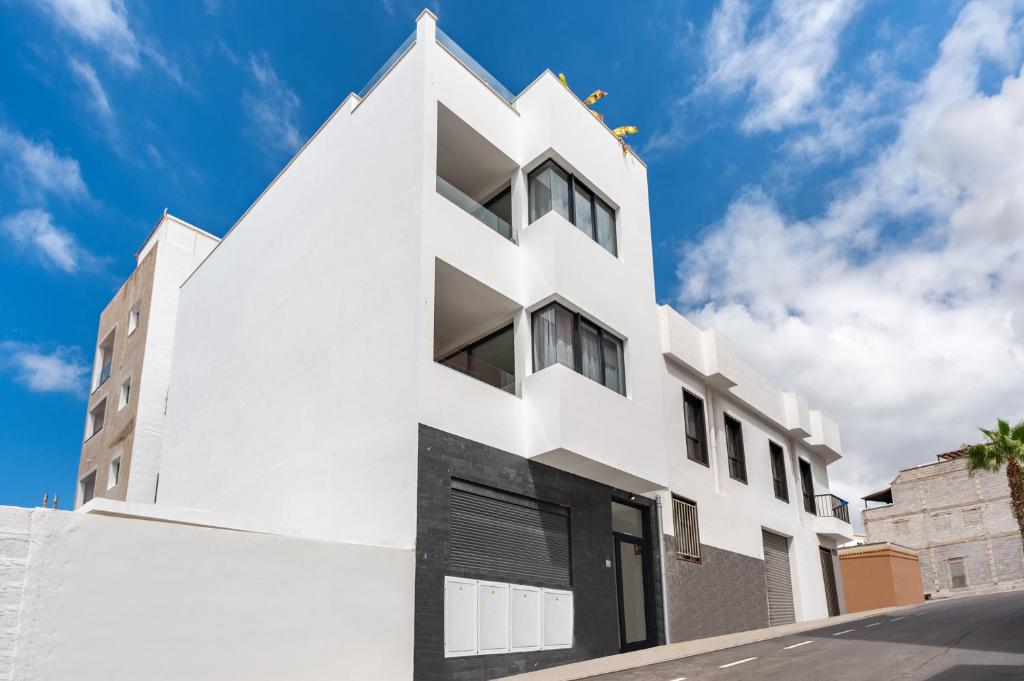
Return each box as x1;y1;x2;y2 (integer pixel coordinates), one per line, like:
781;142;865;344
108;457;121;489
118;376;131;410
128;303;140;335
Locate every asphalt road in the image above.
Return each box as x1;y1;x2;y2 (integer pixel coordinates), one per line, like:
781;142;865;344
594;590;1024;681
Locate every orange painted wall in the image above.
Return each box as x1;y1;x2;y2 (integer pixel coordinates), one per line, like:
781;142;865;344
839;549;925;613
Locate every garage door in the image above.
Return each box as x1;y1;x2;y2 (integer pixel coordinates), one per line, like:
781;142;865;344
762;530;795;626
449;479;571;587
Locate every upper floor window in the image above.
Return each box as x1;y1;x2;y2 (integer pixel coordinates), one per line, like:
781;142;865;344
94;329;115;390
128;303;140;335
85;398;107;441
528;160;617;256
799;458;815;514
769;441;789;502
532;302;624;395
724;414;747;483
80;470;96;505
683;390;708;466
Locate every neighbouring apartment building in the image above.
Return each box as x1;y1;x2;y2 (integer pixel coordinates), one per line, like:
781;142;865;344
863;449;1024;599
21;11;853;681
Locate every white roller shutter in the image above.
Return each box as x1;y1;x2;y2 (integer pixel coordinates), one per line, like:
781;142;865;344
762;530;795;626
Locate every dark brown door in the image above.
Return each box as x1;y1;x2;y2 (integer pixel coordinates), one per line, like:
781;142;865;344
819;547;841;616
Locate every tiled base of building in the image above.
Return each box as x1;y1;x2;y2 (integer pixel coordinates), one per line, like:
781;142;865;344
414;425;665;681
661;537;770;641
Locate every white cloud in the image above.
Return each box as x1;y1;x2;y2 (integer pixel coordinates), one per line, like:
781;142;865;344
68;57;116;134
1;342;89;395
38;0;140;70
36;0;183;84
1;209;97;273
242;52;302;156
675;1;1024;518
0;127;89;203
705;0;863;133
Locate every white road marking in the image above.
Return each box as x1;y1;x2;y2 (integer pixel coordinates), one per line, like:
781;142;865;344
864;622;881;627
783;640;814;650
667;677;687;680
719;657;757;668
915;612;929;616
832;629;856;636
891;616;907;621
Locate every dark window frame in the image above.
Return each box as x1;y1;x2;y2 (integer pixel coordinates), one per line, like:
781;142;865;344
769;441;789;502
799;458;815;514
682;390;709;466
531;302;626;395
437;323;516;392
723;414;748;483
527;159;618;256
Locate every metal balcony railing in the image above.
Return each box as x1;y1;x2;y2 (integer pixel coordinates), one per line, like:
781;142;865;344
815;494;850;524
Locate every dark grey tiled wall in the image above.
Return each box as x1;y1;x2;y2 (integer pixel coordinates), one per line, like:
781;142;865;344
414;425;664;681
662;538;770;641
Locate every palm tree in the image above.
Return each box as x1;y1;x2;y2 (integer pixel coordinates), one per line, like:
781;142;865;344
965;419;1024;542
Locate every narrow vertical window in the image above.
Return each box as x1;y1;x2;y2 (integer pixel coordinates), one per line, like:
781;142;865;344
118;376;132;410
594;199;616;256
601;333;624;395
724;415;747;483
80;471;96;505
683;390;708;465
948;558;967;589
108;457;121;489
86;399;107;440
578;320;602;383
769;442;789;502
572;182;595;239
127;303;140;335
528;161;570;223
533;304;575;372
799;459;815;514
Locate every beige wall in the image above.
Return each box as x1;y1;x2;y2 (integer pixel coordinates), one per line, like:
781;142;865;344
77;244;159;504
839;545;924;613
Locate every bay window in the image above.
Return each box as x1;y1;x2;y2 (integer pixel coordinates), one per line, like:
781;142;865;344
532;303;625;395
528;159;617;256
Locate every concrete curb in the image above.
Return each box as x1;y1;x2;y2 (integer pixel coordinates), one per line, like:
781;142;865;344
498;603;930;680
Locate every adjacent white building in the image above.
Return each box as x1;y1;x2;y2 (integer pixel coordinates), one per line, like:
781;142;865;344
7;11;853;681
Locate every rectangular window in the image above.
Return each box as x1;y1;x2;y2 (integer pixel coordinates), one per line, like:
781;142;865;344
127;303;140;335
770;442;789;502
86;399;107;440
528;159;617;256
532;303;625;395
682;390;708;465
94;330;115;390
108;457;121;489
672;496;701;562
528;160;570;224
948;558;967;589
799;459;815;514
80;471;96;505
118;376;131;410
724;415;747;483
439;324;516;393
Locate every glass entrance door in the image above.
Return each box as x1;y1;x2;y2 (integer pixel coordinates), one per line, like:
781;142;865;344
611;500;654;652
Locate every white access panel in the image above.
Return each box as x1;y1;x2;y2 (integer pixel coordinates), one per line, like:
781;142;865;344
509;584;542;652
541;588;574;649
444;576;478;657
477;580;510;654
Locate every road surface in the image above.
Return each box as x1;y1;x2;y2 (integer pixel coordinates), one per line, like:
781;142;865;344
594;590;1024;680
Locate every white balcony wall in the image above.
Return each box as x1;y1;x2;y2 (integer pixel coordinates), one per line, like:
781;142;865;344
158;34;431;548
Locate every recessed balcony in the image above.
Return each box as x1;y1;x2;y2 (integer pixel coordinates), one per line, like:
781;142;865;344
433;259;519;394
436;103;517;242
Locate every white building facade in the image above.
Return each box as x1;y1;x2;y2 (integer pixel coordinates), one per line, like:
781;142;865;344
23;11;853;681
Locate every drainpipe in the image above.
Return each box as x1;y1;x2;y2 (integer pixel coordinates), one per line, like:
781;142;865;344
655;492;671;644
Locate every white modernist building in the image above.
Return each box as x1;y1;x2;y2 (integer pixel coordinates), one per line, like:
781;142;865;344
4;11;853;681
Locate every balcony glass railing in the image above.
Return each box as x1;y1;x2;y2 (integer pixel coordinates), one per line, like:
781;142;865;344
815;494;850;524
436;28;516;104
357;31;416;99
439;350;516;394
436;176;513;241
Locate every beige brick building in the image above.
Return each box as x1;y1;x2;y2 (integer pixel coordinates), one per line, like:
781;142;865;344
77;213;218;507
862;451;1024;599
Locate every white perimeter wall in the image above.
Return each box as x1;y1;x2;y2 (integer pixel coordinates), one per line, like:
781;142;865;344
157;33;430;547
1;506;414;681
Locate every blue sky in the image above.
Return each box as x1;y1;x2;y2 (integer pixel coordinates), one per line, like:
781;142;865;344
2;0;1023;520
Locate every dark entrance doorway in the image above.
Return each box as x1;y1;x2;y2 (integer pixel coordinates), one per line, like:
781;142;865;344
611;500;656;652
820;546;841;616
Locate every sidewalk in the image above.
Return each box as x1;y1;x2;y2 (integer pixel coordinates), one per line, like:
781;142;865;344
497;603;925;680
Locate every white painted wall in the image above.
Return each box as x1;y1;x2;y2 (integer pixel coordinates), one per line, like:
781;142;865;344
1;505;414;681
157;23;430;548
128;216;218;503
